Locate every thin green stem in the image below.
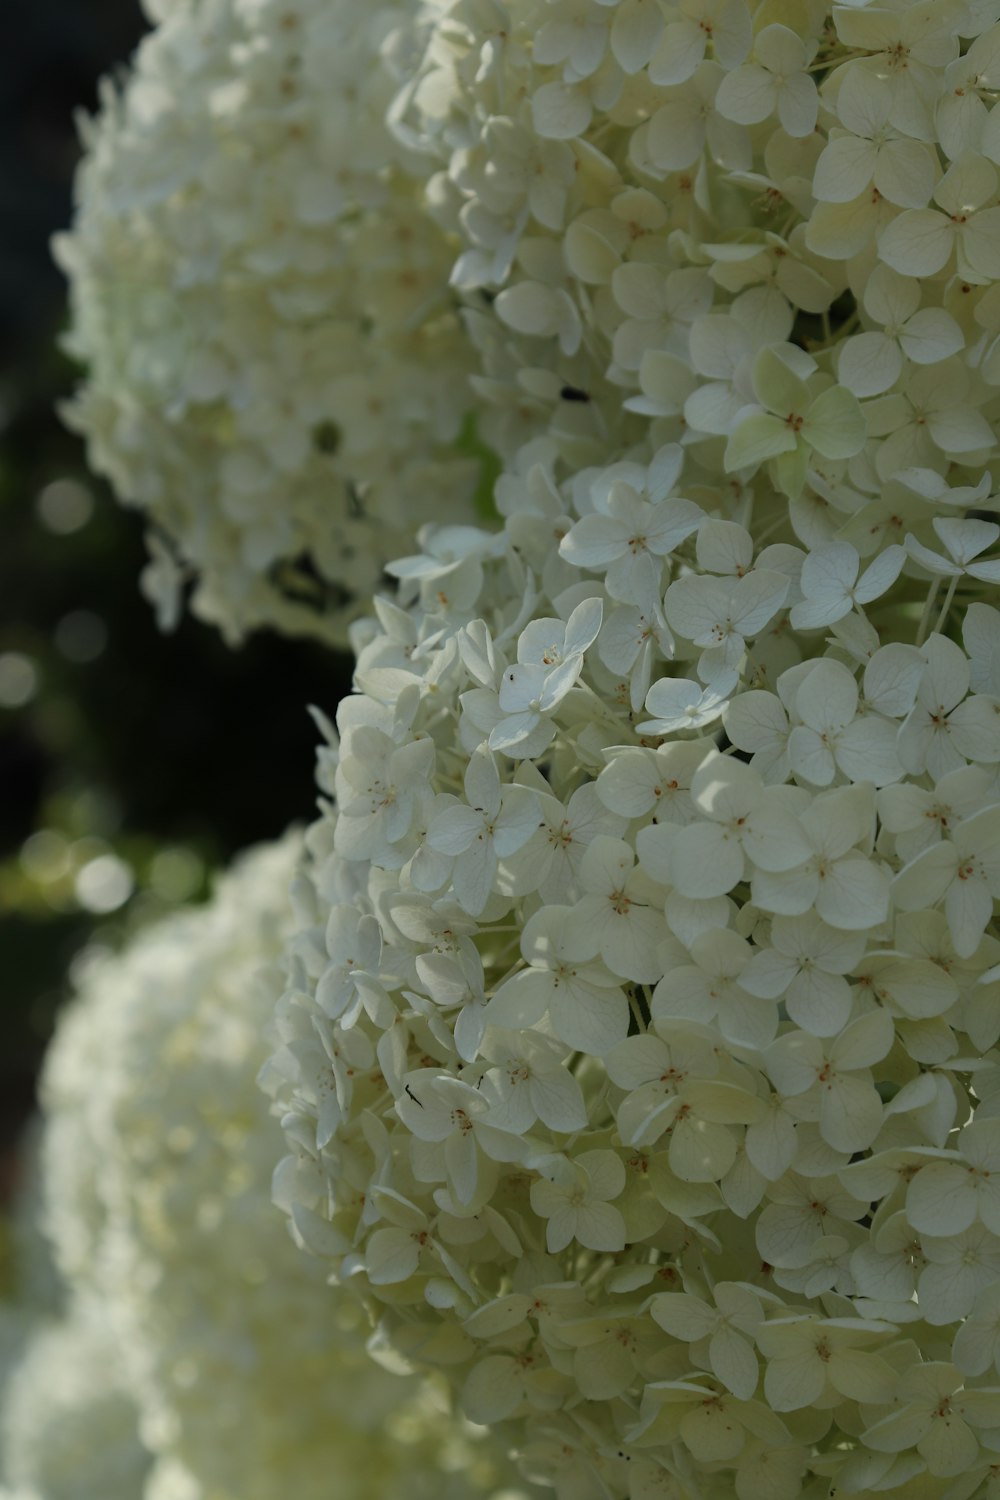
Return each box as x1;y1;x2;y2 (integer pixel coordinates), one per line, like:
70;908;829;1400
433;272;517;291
806;49;869;71
628;990;648;1034
914;579;940;648
751;510;791;548
932;574;960;638
807;308;859;352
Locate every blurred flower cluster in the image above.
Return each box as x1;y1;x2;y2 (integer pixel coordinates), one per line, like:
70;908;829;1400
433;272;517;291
57;0;483;643
0;839;522;1500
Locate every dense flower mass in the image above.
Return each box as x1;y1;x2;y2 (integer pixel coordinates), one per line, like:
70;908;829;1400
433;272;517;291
0;1133;153;1500
56;0;481;643
1;1310;153;1500
35;836;521;1500
259;1;1000;1496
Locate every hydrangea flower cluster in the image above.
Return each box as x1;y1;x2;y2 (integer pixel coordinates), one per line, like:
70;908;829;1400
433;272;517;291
56;0;480;643
34;836;522;1500
0;1130;153;1500
393;0;1000;489
260;2;1000;1495
1;1310;153;1500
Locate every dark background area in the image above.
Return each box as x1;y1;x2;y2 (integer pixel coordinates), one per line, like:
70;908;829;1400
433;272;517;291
0;1;351;1197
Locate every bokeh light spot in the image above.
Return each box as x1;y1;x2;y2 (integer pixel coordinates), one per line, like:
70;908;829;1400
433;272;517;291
20;829;72;883
0;652;39;707
37;478;94;535
74;854;134;913
54;610;108;663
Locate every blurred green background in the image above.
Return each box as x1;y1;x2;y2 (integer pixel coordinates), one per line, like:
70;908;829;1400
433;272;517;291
0;0;352;1201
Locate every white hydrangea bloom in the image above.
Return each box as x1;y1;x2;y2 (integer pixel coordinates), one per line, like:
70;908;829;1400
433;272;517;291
0;1310;153;1500
260;479;1000;1499
56;0;482;644
38;837;521;1500
0;1135;140;1500
256;4;1000;1489
48;0;1000;1491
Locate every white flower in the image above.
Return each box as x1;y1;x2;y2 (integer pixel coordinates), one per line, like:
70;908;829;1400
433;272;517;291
648;0;752;85
516;778;627;903
559;461;702;608
637;673;738;735
561;835;668;983
664;567;790;671
651;926;779;1050
650;1283;764;1399
725;346;866;499
425;747;539;915
832;5;963;136
740;913;865;1038
644;754;811;900
596;600;673;713
388;524;504;613
608;1019;762;1173
705;230;837;314
953;1282;1000;1377
529;1150;627;1254
757;1315;897;1413
918;1223;1000;1325
595;739;710;822
471;112;575;233
837;265;964;398
395;1068;500;1204
751;784;890;931
905;517;1000;583
789;541;905;632
867;361;994;479
492;595;603;752
646;62;750;174
787;657;903;788
486;903;629;1055
715;25;818;139
756;1171;869;1271
907;1120;1000;1238
460;1346;570;1426
862;1362;1000;1479
939;26;1000;160
893;804;1000;954
480;1031;587;1135
684;287;793;436
879;765;997;863
814;68;937;210
878;154;1000;280
315;905;383;1024
850;1209;927;1316
335;728;435;863
897;635;1000;782
764;1009;894;1153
